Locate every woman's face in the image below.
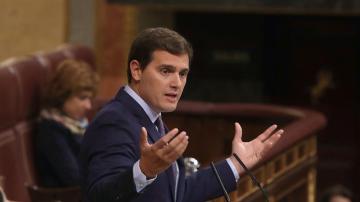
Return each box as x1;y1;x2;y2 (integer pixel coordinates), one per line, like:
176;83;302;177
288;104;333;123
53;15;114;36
62;91;93;120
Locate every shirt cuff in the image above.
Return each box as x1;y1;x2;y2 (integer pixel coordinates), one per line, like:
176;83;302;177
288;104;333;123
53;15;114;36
133;160;156;192
226;158;240;182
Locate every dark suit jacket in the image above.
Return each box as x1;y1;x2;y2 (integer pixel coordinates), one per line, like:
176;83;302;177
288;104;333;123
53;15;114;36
80;88;237;202
36;119;82;187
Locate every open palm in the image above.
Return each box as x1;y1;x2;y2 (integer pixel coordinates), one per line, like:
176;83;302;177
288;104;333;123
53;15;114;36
231;122;283;173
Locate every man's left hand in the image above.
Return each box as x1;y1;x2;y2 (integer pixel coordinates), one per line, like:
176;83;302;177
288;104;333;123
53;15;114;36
230;122;283;174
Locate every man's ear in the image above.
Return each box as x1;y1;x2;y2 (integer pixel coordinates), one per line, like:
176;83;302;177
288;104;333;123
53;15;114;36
129;60;142;82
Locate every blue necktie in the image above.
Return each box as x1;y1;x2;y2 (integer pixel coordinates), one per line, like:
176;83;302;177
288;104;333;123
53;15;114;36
155;116;165;137
155;116;178;200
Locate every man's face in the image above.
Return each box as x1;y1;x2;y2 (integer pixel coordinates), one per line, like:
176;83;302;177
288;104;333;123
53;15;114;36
130;50;189;113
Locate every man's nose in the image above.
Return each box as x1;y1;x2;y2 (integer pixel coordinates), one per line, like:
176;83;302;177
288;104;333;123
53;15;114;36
170;74;181;88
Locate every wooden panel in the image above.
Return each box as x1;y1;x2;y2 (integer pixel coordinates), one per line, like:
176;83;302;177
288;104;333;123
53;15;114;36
107;0;360;16
175;13;360;198
0;0;67;62
163;101;325;201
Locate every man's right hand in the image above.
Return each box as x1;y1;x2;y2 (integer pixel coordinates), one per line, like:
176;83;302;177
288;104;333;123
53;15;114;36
139;127;189;178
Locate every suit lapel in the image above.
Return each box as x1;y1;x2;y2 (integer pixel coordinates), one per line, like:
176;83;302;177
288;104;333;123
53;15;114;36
175;158;185;202
145;121;162;144
165;166;176;202
138;112;176;201
160;122;176;201
115;88;162;144
116;88;177;201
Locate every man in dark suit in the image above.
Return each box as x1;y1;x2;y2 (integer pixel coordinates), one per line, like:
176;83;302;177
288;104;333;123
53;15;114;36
80;27;283;202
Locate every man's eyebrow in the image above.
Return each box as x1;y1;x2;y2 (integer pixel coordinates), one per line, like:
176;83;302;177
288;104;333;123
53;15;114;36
159;64;189;70
159;64;176;69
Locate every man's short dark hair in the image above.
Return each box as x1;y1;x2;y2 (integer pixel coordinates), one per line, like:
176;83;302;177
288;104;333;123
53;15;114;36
127;27;193;83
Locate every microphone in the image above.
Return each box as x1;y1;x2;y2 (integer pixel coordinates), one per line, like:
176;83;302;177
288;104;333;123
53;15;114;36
232;153;269;202
210;162;231;202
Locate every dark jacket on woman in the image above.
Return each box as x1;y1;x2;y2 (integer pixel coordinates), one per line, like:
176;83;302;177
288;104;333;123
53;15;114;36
35;118;83;187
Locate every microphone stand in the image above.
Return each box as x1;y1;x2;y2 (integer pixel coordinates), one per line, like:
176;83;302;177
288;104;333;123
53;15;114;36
232;153;269;202
210;154;270;202
210;162;231;202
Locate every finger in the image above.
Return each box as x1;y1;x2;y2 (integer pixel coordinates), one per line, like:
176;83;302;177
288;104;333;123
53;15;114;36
161;128;180;143
165;133;189;159
177;136;189;155
168;131;187;146
258;124;278;142
169;138;189;160
233;122;243;141
152;128;179;150
264;129;283;146
139;127;150;149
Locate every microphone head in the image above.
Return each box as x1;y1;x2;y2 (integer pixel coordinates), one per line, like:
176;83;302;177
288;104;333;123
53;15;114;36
184;157;200;176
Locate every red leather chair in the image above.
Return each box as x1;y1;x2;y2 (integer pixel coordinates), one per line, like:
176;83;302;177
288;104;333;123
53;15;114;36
25;184;81;202
0;45;97;202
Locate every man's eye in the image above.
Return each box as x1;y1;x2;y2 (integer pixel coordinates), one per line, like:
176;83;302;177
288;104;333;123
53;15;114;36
161;69;170;74
180;71;188;78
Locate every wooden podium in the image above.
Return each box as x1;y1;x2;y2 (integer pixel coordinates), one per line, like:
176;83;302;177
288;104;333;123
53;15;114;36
164;101;326;202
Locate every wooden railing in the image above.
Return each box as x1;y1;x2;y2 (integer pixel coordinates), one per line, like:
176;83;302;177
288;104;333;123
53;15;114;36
164;101;326;202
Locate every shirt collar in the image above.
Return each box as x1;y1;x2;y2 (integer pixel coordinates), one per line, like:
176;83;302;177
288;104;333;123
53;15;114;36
124;85;160;123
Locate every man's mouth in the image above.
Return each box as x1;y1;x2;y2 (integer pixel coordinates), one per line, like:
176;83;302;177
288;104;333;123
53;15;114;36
165;93;178;102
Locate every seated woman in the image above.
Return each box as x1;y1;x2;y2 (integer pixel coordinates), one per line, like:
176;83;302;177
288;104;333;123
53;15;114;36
35;59;99;187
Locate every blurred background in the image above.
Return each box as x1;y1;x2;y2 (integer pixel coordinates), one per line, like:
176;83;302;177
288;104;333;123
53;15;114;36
1;0;359;201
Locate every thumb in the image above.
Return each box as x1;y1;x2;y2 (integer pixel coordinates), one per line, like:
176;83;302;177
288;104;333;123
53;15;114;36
140;127;150;149
234;122;243;141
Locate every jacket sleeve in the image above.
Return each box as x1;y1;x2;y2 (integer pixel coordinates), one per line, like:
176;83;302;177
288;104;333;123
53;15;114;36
182;160;237;202
81;119;143;202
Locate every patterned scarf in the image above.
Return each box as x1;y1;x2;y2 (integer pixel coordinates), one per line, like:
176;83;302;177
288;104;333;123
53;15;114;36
40;109;88;135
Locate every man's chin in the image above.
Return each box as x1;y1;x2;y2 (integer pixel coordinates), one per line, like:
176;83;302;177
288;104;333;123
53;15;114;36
161;104;178;112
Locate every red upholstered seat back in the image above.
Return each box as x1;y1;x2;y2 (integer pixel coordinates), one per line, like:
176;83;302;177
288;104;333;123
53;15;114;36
0;44;96;202
0;65;20;131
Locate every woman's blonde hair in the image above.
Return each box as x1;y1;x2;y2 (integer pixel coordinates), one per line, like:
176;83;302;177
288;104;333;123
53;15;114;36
42;59;100;109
